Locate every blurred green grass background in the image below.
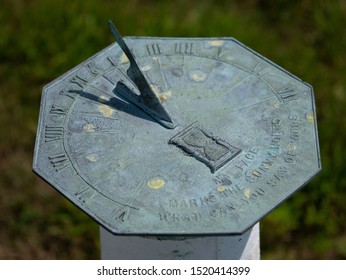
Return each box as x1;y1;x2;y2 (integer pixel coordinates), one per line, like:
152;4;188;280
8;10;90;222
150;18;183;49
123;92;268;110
0;0;345;259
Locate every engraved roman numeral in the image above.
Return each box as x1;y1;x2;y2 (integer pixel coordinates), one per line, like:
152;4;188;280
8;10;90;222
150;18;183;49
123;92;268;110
45;126;64;142
115;210;127;222
107;56;117;66
277;86;299;103
75;187;95;204
48;153;70;171
175;42;194;55
87;61;103;76
70;74;89;88
146;43;161;56
59;89;78;100
49;105;68;115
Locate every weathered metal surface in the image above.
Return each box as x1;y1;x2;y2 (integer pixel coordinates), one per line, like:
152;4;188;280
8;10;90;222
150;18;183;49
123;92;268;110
33;23;321;235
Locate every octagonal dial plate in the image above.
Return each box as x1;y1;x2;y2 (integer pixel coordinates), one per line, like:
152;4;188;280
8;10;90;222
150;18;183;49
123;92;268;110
33;36;321;235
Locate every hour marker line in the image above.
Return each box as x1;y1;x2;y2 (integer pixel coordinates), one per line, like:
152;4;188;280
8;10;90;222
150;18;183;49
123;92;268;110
156;56;170;90
71;111;118;120
102;74;115;85
181;55;185;75
89;84;112;97
222;75;252;97
128;169;151;206
231;96;276;112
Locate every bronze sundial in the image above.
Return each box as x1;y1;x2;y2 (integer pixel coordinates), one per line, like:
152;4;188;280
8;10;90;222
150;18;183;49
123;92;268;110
33;21;321;235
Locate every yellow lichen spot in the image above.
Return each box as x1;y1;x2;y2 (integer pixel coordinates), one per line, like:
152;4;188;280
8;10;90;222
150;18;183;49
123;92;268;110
208;40;225;47
150;84;160;95
83;123;95;132
216;185;225;192
147;177;165;190
141;65;151;71
120;53;129;63
252;170;260;177
270;100;280;108
98;105;114;117
158;91;172;102
86;154;99;162
306;114;314;124
287;143;297;150
98;95;110;103
149;84;171;101
243;188;251;199
189;70;207;82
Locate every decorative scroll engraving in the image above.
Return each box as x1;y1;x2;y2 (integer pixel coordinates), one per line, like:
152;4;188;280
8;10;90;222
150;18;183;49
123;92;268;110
170;122;241;173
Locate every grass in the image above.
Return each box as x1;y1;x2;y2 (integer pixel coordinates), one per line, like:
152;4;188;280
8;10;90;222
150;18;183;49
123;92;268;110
0;0;345;259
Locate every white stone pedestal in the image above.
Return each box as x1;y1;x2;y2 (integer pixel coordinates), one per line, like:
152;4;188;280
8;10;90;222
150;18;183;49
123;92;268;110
100;223;260;260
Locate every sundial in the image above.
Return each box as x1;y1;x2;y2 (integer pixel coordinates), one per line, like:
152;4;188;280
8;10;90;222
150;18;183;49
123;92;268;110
33;21;321;235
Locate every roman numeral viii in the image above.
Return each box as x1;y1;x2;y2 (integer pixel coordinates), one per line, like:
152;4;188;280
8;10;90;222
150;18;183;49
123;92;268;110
45;126;64;142
48;153;70;171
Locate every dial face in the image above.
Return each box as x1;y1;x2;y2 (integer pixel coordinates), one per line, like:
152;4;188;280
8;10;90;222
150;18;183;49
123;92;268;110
33;37;321;235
